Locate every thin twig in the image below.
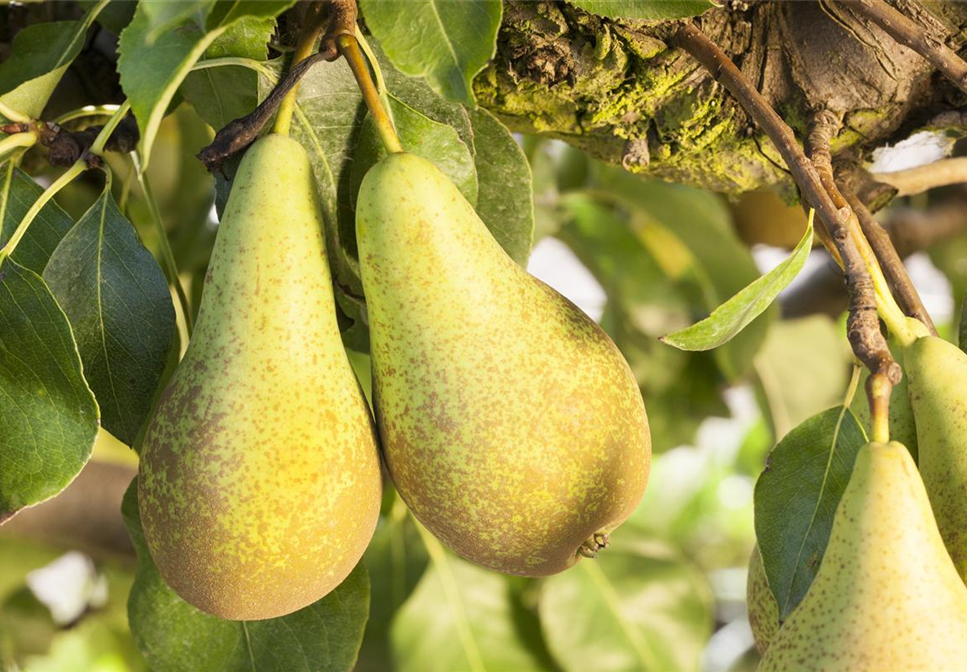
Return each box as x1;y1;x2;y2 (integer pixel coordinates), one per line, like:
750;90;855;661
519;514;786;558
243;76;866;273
672;23;902;390
196;51;329;172
843;187;938;335
847;0;967;94
872;157;967;197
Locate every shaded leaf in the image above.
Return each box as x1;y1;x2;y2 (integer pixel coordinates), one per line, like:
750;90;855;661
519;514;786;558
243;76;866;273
391;532;556;672
141;0;212;40
570;0;712;20
43;186;175;445
754;407;866;620
118;0;293;169
0;259;98;519
539;536;712;672
591;165;771;379
361;0;503;106
468;108;534;266
180;17;276;129
0;1;107;118
351;97;478;208
357;496;428;672
0;166;75;275
756;315;852;440
662;213;813;351
122;480;371;672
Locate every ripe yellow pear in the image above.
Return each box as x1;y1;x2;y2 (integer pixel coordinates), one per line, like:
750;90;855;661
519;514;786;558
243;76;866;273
138;134;382;620
903;330;967;579
757;442;967;671
355;152;650;576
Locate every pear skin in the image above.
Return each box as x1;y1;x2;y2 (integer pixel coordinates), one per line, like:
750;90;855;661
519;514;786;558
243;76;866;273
904;333;967;579
746;545;778;655
757;442;967;671
139;134;382;620
356;153;650;577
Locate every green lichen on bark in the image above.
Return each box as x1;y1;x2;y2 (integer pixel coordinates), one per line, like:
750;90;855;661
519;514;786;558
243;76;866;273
475;1;967;196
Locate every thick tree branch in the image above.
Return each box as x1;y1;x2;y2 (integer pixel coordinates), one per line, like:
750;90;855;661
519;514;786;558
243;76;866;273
847;0;967;94
672;23;900;391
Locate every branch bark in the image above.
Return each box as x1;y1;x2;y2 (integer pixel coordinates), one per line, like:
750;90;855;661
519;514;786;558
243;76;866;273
847;0;967;94
672;23;900;390
843;187;938;334
872;157;967;196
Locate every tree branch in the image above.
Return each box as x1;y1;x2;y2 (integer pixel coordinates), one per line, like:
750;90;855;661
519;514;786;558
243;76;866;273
846;0;967;94
843;186;938;335
872;157;967;197
672;23;901;391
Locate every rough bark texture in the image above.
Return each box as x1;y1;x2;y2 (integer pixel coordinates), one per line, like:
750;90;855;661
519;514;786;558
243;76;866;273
475;1;967;196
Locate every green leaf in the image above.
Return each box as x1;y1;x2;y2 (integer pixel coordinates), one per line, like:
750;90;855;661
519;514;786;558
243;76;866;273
0;166;75;275
43;186;175;446
87;0;138;35
755;316;852;440
539;537;712;672
662;212;813;352
569;0;712;20
754;406;867;620
122;480;371;672
180;16;276;129
592;165;771;379
351;97;478;208
141;0;213;40
361;0;503;106
467;108;534;266
358;497;428;672
0;259;98;520
391;534;557;672
118;0;292;169
0;1;107;118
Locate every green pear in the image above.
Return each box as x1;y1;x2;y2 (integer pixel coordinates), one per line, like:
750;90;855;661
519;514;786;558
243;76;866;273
757;442;967;671
355;152;650;577
746;545;778;655
904;331;967;579
139;134;382;620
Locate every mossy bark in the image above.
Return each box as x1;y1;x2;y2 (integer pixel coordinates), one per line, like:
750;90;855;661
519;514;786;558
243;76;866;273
475;1;967;196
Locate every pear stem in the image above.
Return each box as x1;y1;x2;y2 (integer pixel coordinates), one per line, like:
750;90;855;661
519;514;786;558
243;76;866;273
132;152;194;337
273;3;329;137
338;33;403;154
867;372;892;444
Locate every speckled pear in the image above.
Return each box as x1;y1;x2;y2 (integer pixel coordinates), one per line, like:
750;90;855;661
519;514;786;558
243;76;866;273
355;152;650;576
138;134;382;620
746;545;779;655
904;330;967;579
757;442;967;671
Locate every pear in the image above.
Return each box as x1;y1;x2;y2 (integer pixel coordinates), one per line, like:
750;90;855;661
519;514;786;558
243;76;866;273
355;152;650;576
746;545;779;655
757;442;967;672
138;134;382;620
903;332;967;579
